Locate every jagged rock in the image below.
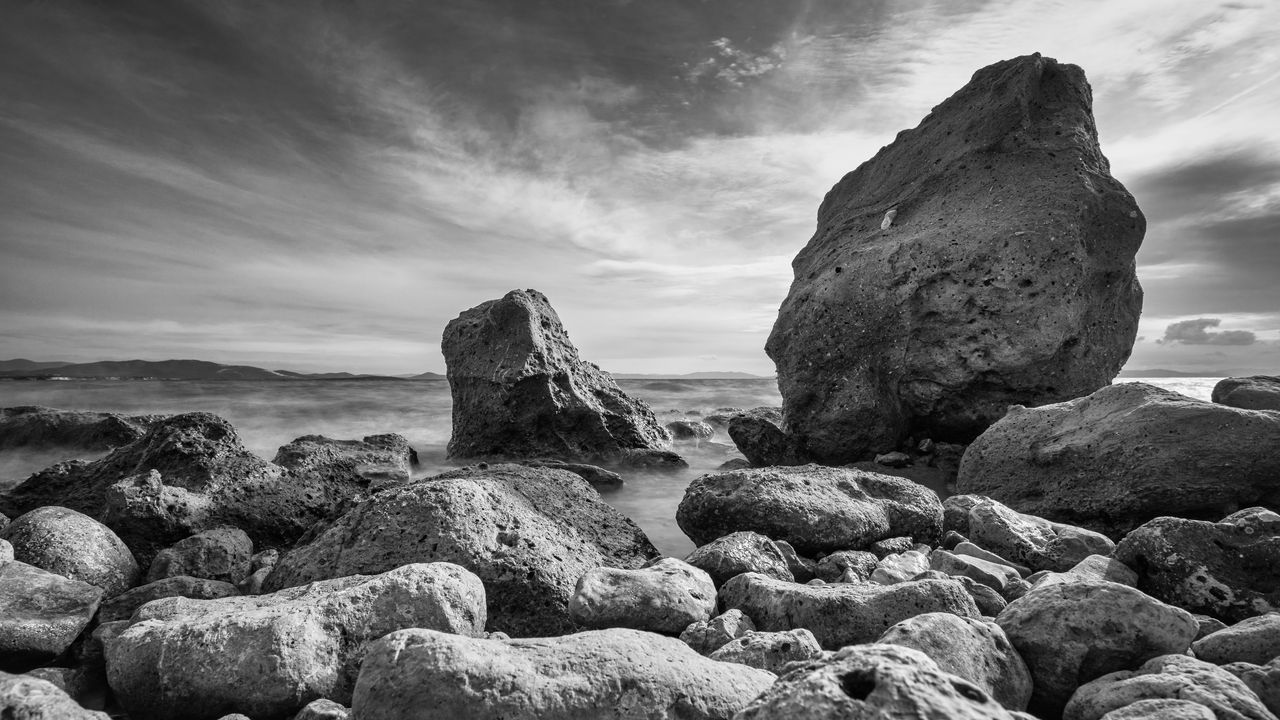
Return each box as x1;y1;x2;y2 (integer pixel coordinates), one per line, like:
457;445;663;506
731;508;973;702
272;434;416;493
667;420;715;441
0;561;102;671
351;627;775;720
98;576;240;623
1195;614;1280;666
720;572;978;649
1214;376;1280;412
681;609;756;655
958;384;1280;537
997;578;1198;717
442;289;670;461
878;612;1033;711
569;558;716;634
264;464;658;636
709;628;823;673
815;550;878;583
105;563;485;720
943;495;1114;572
684;531;794;587
146;526;252;585
0;670;111;719
0;406;158;451
765;54;1143;464
870;550;931;585
0;506;138;596
734;643;1030;719
1099;699;1217;719
774;540;817;583
1114;509;1280;623
677;465;943;554
1065;654;1275;720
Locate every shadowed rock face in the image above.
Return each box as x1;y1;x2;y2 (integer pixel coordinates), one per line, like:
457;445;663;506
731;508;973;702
766;53;1144;463
442;289;670;461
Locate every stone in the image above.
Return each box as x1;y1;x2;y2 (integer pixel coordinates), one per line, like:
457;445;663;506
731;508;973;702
1062;554;1138;586
521;460;623;487
945;494;1114;571
98;575;241;623
569;558;716;634
870;550;931;585
0;670;111;719
0;539;11;562
272;434;416;493
677;464;943;555
765;54;1143;464
717;458;751;471
774;540;817;583
930;548;1020;593
0;506;138;596
105;563;485;720
878;612;1033;711
684;531;794;587
868;535;916;559
958;384;1280;537
953;574;1009;617
954;541;1031;576
294;698;350;720
264;463;658;636
1197;615;1231;640
350;627;775;720
146;526;252;585
814;550;878;583
667;420;715;441
442;289;670;461
727;408;801;467
1195;614;1280;666
1214;376;1280;412
681;609;756;655
1114;510;1280;623
0;406;157;451
1099;699;1217;719
734;643;1029;719
997;578;1199;717
1224;660;1280;717
875;451;912;468
709;628;823;673
1065;654;1274;720
720;572;979;649
0;561;102;671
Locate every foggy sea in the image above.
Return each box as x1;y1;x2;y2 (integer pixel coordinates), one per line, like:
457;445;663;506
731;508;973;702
0;377;1220;557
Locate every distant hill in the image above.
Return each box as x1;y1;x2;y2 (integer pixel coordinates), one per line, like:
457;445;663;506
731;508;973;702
613;371;769;380
403;371;447;380
0;359;414;381
1117;369;1223;378
0;359;81;372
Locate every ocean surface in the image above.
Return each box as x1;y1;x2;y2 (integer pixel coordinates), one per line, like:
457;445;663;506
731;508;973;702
0;376;1220;556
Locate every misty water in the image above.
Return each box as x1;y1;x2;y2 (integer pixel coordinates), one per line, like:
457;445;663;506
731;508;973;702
0;376;1219;557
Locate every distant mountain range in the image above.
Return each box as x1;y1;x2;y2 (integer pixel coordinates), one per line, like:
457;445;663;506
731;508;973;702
1116;368;1225;378
613;371;768;380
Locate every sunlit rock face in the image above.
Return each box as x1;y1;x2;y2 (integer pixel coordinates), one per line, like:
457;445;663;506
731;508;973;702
766;53;1144;463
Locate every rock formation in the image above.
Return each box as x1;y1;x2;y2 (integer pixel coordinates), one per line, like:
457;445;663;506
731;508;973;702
764;53;1144;463
0;406;160;451
1214;376;1280;412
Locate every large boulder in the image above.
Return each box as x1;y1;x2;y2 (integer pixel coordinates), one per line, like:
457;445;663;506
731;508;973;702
569;558;716;634
958;383;1280;537
677;465;943;555
0;560;103;671
442;289;670;461
764;53;1143;464
1214;376;1280;412
350;627;775;720
0;670;111;719
1065;654;1275;720
104;563;485;720
0;406;158;451
264;464;659;636
272;434;417;493
1;506;139;596
1114;509;1280;623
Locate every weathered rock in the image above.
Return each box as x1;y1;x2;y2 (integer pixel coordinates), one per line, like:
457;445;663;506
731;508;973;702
442;289;670;461
727;408;800;467
1065;654;1275;720
264;464;658;636
569;558;716;634
685;531;794;587
814;550;878;583
720;572;979;649
765;54;1143;463
98;575;241;623
1195;614;1280;666
1114;510;1280;623
997;578;1199;717
958;384;1280;537
951;574;1010;617
0;406;158;451
870;550;931;585
709;628;823;673
954;541;1031;576
1098;698;1217;719
293;699;349;720
146;526;252;585
878;612;1033;711
867;535;916;559
930;548;1020;593
0;538;11;562
1197;615;1231;640
0;670;111;719
667;420;715;441
677;465;943;555
1058;554;1138;586
521;460;623;487
773;540;817;583
734;643;1029;719
105;563;485;720
946;495;1114;572
1225;660;1280;717
272;434;416;493
681;609;757;655
351;627;775;720
1;506;139;596
0;561;102;671
1214;376;1280;412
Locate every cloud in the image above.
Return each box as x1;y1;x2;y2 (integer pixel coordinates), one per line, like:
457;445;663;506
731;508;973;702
1159;318;1257;345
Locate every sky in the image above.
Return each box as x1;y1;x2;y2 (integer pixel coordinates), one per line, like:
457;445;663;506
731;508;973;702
1;0;1278;376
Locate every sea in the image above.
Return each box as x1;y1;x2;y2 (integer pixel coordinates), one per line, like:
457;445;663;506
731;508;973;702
0;376;1220;557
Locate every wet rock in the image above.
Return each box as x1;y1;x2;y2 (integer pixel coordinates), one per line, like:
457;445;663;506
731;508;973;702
727;408;802;467
351;627;775;720
1214;376;1280;412
1195;614;1280;666
681;608;756;655
0;670;111;719
878;612;1033;711
1065;654;1274;720
734;643;1029;719
717;458;751;471
0;506;138;596
870;550;931;585
442;289;670;461
146;526;252;585
105;563;485;720
264;463;658;636
997;578;1198;717
709;628;823;673
677;464;943;555
0;406;158;451
667;420;715;441
815;550;878;583
569;558;715;634
272;434;416;493
720;572;978;649
98;575;240;623
958;384;1280;537
0;561;102;671
684;531;794;587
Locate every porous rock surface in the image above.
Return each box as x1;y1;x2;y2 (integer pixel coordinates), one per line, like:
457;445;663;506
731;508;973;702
0;406;158;451
1194;614;1280;666
1064;654;1276;720
569;557;716;634
98;575;241;623
0;670;111;719
0;560;103;671
684;531;795;587
1214;376;1280;412
680;608;756;655
765;53;1143;463
145;525;252;585
442;289;670;461
944;495;1114;572
272;434;416;492
0;505;139;596
708;628;823;674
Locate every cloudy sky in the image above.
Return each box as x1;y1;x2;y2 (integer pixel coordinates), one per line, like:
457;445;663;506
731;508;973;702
1;0;1277;375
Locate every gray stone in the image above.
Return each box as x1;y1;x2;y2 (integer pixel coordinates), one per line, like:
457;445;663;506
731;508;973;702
946;495;1113;572
954;541;1030;576
667;420;715;441
293;698;349;720
930;548;1020;593
1195;614;1280;666
709;628;823;674
814;550;878;583
569;558;716;634
98;575;240;623
870;550;931;585
146;526;252;585
685;531;794;587
0;406;156;451
0;561;102;671
1099;699;1217;719
0;670;111;719
1224;660;1280;717
1;506;139;596
1065;654;1274;720
868;535;915;559
681;609;756;655
1214;376;1280;412
273;434;416;493
727;408;801;467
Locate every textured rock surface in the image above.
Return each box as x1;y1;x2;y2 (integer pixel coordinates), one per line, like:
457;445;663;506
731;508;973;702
264;464;658;636
945;494;1115;571
1214;376;1280;412
0;406;158;451
727;409;802;467
720;572;979;649
958;384;1280;537
1195;614;1280;666
98;575;241;623
685;531;794;587
681;609;756;655
0;560;102;671
146;526;252;585
1225;660;1280;717
1098;698;1219;719
105;563;485;720
765;53;1143;463
709;628;823;673
442;289;669;461
293;699;350;720
815;550;878;583
997;578;1198;717
870;549;931;585
677;464;943;554
930;548;1020;593
1;506;139;596
1065;654;1275;720
272;434;416;493
0;670;111;719
569;558;716;634
350;627;775;720
1114;510;1280;623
